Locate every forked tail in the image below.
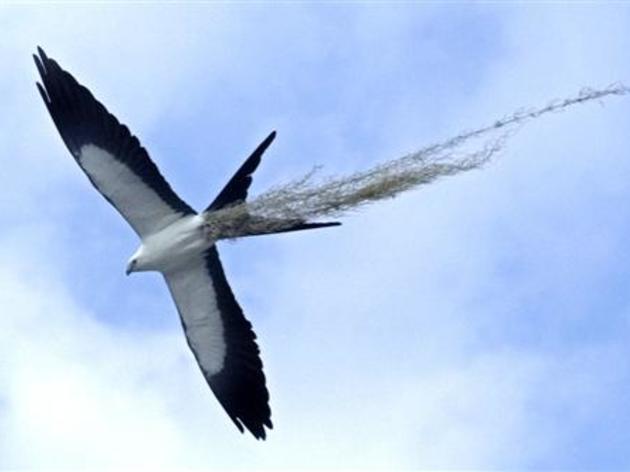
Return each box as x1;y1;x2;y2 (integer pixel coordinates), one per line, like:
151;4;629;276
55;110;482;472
203;131;339;240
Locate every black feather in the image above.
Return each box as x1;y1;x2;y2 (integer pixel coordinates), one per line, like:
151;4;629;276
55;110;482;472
33;47;195;216
204;246;273;439
206;131;276;212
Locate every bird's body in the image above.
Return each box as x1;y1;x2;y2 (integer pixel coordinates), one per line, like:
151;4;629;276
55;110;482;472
129;214;210;274
33;47;338;440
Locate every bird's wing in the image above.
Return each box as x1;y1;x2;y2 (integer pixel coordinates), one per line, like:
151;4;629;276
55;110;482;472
34;47;195;238
205;131;276;212
163;246;272;439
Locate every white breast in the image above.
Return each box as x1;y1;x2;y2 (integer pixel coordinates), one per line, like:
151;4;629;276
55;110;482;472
139;214;211;272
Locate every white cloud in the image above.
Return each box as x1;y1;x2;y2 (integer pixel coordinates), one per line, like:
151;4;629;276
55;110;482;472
0;240;186;467
2;3;630;469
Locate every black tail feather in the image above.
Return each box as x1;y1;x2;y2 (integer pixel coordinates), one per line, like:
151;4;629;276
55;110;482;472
241;220;341;238
206;132;341;239
206;131;276;212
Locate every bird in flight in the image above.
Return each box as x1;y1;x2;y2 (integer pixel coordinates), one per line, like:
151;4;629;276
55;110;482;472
33;47;338;440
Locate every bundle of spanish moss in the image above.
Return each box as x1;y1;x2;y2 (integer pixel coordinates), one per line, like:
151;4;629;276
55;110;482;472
203;85;630;241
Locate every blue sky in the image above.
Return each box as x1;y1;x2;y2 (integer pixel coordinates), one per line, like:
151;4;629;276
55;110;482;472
2;3;630;469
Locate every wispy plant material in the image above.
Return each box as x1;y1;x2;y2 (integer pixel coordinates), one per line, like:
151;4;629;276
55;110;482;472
204;85;630;241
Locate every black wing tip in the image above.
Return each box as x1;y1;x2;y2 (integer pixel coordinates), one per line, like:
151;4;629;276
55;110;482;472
35;82;48;102
231;413;273;440
33;53;46;83
205;248;274;441
34;46;49;71
36;45;46;60
224;395;273;440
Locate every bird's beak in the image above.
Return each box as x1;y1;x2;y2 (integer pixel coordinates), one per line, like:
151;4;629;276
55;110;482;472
125;262;133;276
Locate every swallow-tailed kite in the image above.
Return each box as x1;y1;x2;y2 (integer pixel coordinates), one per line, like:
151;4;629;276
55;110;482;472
34;47;338;440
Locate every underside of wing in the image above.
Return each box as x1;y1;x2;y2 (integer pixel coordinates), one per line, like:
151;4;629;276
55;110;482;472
34;47;195;237
164;246;272;439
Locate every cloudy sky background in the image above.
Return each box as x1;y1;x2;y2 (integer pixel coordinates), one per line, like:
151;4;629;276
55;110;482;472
2;3;630;469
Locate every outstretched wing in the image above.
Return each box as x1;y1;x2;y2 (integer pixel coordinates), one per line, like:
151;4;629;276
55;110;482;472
34;47;195;237
163;246;272;439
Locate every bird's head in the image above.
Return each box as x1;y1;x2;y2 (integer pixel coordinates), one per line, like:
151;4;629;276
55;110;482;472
126;246;145;276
